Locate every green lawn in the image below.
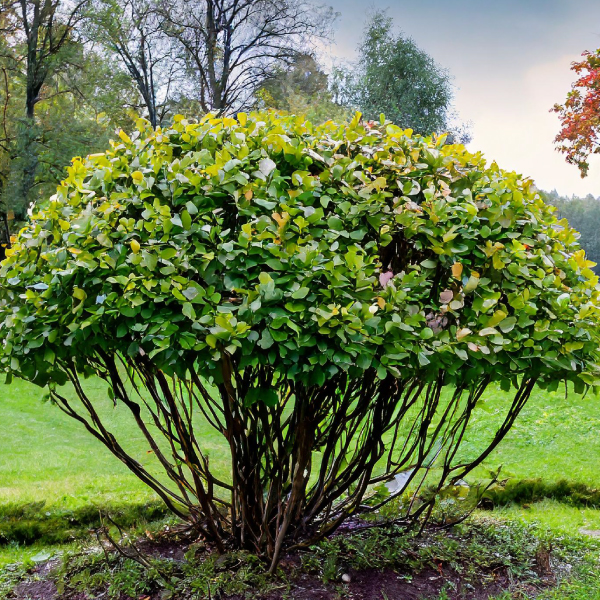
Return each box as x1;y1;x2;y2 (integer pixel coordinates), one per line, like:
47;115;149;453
0;378;155;508
462;383;600;487
2;379;599;509
1;377;600;583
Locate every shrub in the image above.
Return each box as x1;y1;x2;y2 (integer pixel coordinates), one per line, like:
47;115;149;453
0;112;599;568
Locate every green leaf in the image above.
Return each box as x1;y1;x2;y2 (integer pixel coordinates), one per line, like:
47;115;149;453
161;247;178;260
254;198;277;210
499;317;517;333
455;348;468;361
420;327;434;340
181;210;192;230
258;329;274;349
182;303;196;319
291;287;310;299
244;387;279;407
185;201;199;215
327;216;344;231
418;352;430;366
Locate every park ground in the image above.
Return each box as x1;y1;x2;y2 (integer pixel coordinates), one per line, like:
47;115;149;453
1;379;600;599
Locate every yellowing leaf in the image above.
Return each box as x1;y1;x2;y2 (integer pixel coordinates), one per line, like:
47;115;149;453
456;328;472;341
479;327;498;337
131;171;144;184
238;112;247;126
245;189;253;200
452;262;463;279
130;240;141;254
118;129;132;144
463;274;480;293
272;212;289;229
565;341;584;352
492;253;505;270
377;296;385;309
486;310;507;328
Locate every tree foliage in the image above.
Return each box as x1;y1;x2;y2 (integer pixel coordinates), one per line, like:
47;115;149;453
1;112;599;565
0;0;90;208
553;48;600;177
0;0;139;219
256;53;350;123
336;12;465;140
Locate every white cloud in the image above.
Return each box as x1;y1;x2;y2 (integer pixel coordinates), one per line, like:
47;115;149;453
325;0;600;198
459;53;600;197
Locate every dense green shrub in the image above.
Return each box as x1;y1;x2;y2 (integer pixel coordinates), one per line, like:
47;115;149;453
0;112;599;566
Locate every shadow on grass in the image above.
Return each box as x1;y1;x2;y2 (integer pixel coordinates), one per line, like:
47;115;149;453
0;501;168;546
2;476;599;551
485;478;600;509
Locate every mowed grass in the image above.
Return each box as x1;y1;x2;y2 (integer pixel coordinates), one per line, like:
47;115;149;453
0;378;155;508
0;378;229;508
2;378;600;506
461;383;600;487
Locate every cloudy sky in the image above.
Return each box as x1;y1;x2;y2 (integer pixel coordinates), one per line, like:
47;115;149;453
326;0;600;197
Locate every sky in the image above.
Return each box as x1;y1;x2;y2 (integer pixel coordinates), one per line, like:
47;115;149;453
325;0;600;197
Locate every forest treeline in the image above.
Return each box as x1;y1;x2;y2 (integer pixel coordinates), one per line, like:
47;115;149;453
542;190;600;274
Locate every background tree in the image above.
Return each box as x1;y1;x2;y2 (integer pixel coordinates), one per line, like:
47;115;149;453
0;5;19;202
0;0;138;219
553;48;600;177
85;0;180;128
336;11;467;140
1;113;598;570
159;0;336;114
255;53;350;123
0;0;90;212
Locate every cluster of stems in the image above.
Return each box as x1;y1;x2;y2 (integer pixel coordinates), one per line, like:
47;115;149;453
50;352;535;570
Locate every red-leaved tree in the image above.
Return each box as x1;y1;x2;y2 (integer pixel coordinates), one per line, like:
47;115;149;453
553;49;600;177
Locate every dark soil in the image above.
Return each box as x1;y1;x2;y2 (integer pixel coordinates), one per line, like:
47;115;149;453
12;580;57;600
225;567;525;600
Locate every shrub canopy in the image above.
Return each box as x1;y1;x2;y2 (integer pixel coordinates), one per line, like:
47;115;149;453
1;112;599;392
1;113;600;565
